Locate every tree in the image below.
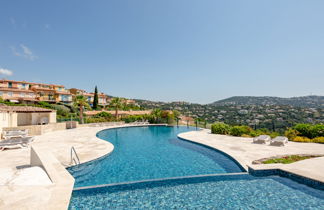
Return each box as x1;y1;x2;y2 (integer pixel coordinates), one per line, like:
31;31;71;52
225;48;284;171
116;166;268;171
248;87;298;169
73;95;91;124
110;97;124;119
173;110;181;126
151;109;162;123
93;86;99;110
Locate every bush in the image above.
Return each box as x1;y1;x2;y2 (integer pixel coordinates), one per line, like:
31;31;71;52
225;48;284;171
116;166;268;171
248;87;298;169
229;126;252;136
241;134;251;138
51;104;70;117
292;136;312;142
311;124;324;138
94;111;113;119
293;123;324;139
85;117;108;123
269;132;280;138
284;128;299;140
211;123;231;135
311;137;324;144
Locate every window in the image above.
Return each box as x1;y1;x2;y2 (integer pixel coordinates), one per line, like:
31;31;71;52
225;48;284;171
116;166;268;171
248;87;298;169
20;93;25;97
7;92;13;97
8;82;12;88
0;91;2;96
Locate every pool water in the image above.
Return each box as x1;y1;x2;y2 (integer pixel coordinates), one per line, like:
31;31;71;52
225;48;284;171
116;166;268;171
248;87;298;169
69;174;324;209
68;126;244;188
68;125;324;209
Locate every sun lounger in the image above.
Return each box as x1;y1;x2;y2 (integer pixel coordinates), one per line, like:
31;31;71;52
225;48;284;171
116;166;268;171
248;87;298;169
270;136;288;146
0;137;34;151
3;129;28;140
253;135;271;144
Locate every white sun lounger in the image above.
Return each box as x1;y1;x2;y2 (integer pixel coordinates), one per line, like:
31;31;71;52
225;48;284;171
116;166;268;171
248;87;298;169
3;129;28;140
0;137;34;151
270;136;288;146
253;135;271;144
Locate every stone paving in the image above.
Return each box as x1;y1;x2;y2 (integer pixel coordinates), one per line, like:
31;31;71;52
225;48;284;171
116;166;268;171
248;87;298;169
178;129;324;183
0;125;116;210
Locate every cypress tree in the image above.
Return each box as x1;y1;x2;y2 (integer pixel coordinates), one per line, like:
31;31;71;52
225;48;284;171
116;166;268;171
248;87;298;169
93;86;99;110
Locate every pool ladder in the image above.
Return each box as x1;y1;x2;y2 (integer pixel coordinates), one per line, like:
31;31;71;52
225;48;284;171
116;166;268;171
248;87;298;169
70;146;80;166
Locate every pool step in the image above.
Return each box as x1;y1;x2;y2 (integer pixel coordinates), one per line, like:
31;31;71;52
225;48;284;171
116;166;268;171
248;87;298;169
74;172;249;191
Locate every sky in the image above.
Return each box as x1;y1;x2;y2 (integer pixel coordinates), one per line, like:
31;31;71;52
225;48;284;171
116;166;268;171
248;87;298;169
0;0;323;104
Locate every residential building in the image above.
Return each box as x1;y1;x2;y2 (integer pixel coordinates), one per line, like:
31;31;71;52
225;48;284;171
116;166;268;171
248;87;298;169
0;80;37;103
69;88;109;106
0;79;72;104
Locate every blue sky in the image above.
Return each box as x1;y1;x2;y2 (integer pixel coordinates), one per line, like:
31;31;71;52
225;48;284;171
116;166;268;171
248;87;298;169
0;0;323;104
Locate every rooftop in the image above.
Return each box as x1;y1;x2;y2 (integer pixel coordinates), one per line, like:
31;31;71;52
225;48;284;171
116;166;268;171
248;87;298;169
0;105;54;113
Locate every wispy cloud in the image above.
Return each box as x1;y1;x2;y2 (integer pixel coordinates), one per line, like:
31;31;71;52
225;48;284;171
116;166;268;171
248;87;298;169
10;44;38;61
0;68;13;76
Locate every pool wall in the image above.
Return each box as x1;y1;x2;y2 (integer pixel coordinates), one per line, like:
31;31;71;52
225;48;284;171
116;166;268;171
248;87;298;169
249;167;324;190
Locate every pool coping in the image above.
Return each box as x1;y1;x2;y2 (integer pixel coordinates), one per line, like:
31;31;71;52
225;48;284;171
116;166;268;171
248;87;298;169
178;130;324;190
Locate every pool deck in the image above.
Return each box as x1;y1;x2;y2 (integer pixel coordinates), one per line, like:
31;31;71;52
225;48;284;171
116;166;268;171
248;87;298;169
0;124;151;210
178;129;324;184
1;125;324;209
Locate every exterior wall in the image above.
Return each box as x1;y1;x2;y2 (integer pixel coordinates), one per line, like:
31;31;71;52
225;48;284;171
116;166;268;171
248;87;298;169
3;122;66;136
0;90;36;101
0;112;18;135
49;112;57;123
31;113;51;125
56;94;72;103
17;113;32;126
30;145;75;210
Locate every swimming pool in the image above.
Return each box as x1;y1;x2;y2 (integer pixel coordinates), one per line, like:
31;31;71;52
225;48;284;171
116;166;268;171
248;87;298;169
69;174;324;209
68;126;244;187
68;125;324;209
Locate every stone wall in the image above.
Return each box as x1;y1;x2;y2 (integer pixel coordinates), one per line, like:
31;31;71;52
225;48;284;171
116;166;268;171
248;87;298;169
3;122;66;136
30;145;75;210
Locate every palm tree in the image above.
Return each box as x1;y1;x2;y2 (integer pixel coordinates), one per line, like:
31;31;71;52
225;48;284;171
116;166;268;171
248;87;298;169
73;95;91;124
151;109;162;123
110;97;124;120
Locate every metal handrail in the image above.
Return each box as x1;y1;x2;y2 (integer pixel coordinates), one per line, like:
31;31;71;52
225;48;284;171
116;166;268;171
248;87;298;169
70;146;80;165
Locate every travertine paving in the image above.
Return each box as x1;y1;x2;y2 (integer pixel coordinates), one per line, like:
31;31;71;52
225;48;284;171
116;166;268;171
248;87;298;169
0;125;116;210
178;129;324;183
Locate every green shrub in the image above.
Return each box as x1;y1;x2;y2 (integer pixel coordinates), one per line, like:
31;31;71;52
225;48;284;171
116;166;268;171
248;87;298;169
284;128;299;140
292;136;312;142
269;132;280;138
51;104;70;117
211;123;231;135
311;124;324;138
229;125;252;136
311;137;324;143
293;123;324;139
293;124;313;138
85;117;108;123
94;111;113;119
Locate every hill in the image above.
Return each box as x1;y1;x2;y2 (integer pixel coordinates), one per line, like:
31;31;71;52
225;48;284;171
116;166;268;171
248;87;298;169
210;96;324;108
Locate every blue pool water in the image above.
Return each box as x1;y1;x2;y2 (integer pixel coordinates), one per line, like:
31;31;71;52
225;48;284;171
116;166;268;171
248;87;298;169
68;125;324;209
68;126;244;187
69;174;324;209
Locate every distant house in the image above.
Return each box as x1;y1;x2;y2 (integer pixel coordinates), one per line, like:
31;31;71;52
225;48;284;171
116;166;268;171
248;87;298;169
69;88;109;106
0;104;56;134
0;79;72;104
